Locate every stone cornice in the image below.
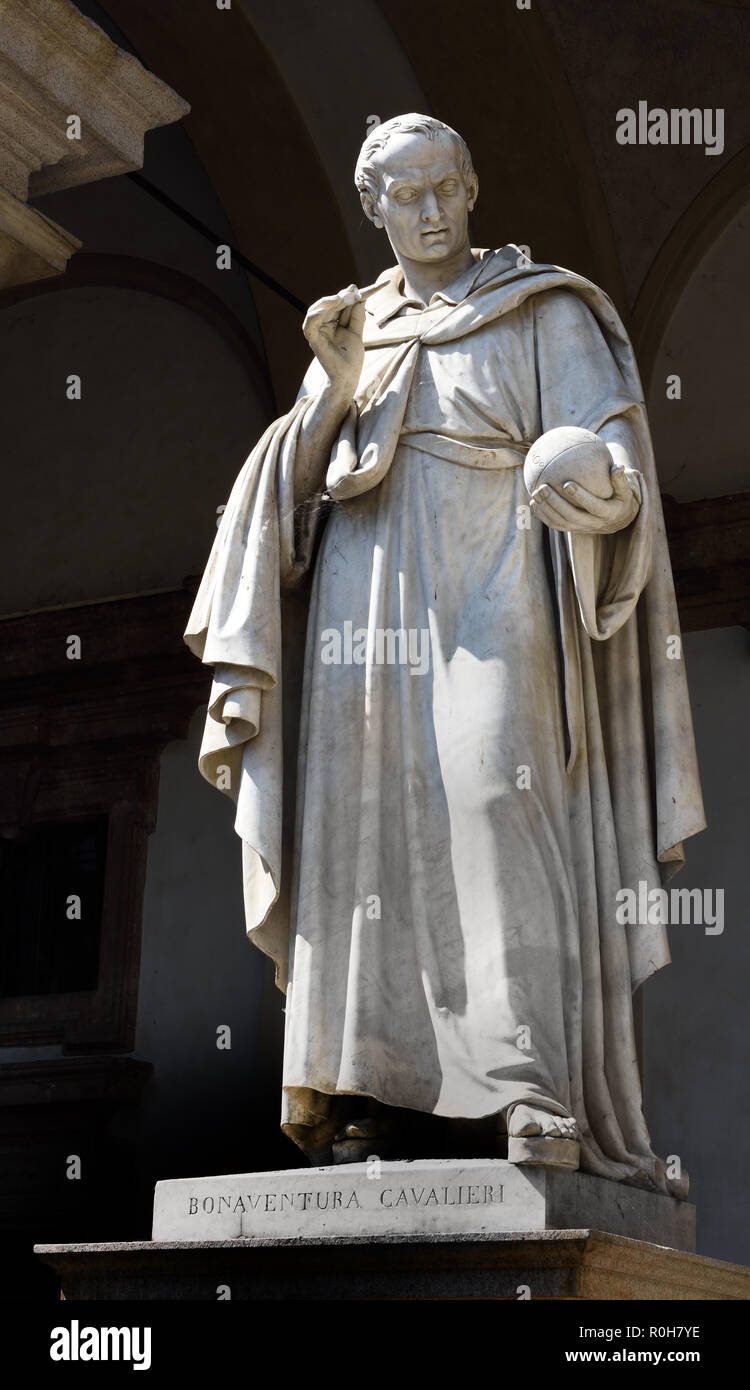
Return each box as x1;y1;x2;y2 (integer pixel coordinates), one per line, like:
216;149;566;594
0;184;80;286
0;0;189;200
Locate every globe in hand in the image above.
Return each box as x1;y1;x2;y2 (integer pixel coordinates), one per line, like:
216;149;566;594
523;426;614;502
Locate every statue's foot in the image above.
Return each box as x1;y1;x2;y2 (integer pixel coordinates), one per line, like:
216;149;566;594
335;1118;382;1141
332;1114;394;1164
504;1102;580;1170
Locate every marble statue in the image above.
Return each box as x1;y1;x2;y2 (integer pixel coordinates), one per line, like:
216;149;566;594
185;115;705;1193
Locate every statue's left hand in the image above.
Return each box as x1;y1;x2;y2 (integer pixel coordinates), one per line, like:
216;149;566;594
529;462;641;534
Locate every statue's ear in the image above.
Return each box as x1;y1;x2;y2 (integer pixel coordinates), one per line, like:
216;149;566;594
466;174;479;213
361;190;384;229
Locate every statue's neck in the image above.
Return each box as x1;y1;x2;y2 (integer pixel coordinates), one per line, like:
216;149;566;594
396;244;477;307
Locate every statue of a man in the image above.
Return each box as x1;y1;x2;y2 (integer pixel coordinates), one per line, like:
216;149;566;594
185;115;705;1193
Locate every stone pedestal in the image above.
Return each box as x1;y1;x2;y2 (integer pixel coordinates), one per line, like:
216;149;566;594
36;1231;750;1301
36;1161;750;1300
151;1159;696;1252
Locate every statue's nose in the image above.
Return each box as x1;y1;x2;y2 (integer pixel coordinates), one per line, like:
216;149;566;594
421;192;441;221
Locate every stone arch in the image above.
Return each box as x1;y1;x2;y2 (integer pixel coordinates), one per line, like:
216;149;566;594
632;144;750;397
0;258;272;613
376;0;628;310
96;0;362;405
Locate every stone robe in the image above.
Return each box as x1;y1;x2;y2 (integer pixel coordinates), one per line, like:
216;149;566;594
185;247;705;1191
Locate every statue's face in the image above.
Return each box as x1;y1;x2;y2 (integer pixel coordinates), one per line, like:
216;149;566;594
367;130;476;264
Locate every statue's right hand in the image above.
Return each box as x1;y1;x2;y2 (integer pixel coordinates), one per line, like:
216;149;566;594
302;285;366;398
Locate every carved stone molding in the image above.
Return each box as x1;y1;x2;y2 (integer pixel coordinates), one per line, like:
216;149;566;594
0;186;81;288
0;0;189;200
0;1056;152;1112
0;0;188;289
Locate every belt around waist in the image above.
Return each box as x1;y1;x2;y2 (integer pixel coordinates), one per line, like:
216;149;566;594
399;432;528;470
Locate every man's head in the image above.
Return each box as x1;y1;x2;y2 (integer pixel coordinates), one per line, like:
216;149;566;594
355;115;478;266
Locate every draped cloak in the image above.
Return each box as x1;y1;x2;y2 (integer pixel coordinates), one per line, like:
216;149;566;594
185;247;705;1190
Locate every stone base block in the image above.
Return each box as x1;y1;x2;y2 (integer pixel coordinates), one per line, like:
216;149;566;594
35;1232;750;1301
152;1159;695;1252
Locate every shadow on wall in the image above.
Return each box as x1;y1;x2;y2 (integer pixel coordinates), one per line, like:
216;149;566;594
645;626;750;1268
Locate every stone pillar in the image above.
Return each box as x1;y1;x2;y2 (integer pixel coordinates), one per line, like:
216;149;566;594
0;0;189;289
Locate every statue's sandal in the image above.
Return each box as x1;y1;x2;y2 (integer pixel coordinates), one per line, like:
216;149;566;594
504;1102;581;1171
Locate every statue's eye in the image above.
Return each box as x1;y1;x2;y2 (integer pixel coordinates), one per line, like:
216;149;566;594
394;189;417;203
438;180;458;194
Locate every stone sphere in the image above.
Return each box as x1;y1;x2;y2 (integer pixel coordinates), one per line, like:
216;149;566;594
523;426;613;501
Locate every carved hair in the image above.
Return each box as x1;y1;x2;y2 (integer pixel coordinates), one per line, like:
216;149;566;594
355;114;477;215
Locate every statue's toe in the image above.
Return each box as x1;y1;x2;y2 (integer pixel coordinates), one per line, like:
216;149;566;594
508;1104;576;1138
334;1116;385;1141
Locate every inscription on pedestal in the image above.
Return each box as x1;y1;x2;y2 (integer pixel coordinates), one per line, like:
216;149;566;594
156;1161;548;1242
186;1178;503;1220
153;1160;696;1250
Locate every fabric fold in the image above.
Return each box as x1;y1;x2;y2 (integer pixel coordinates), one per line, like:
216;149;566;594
184;393;320;984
